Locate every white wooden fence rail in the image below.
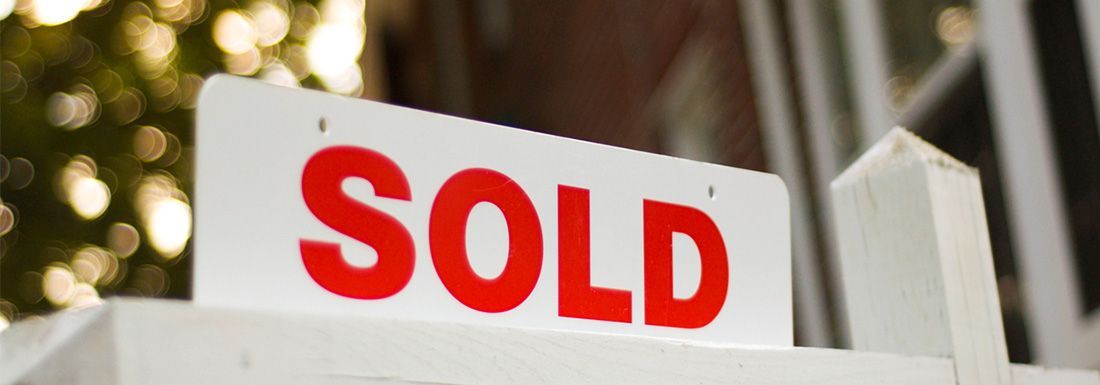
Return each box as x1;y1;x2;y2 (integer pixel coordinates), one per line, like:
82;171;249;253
1;128;1098;384
1;299;1096;385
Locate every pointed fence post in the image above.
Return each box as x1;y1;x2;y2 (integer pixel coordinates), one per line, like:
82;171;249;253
830;128;1011;385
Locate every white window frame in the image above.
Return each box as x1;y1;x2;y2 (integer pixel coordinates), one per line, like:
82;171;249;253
978;0;1100;368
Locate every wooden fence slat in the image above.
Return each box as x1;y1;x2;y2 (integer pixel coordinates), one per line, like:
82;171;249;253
831;127;1012;385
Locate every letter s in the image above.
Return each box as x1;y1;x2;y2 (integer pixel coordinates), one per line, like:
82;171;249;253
300;145;414;299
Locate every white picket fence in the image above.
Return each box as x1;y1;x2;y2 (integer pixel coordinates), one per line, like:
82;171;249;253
1;128;1097;384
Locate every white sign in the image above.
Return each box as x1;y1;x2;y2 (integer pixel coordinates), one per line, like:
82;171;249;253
194;75;792;345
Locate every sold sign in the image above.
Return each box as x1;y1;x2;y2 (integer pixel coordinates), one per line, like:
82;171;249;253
195;75;791;345
300;147;728;327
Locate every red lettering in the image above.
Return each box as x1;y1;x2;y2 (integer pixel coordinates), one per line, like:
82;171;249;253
300;148;733;324
557;185;632;322
643;199;728;328
429;168;543;313
300;146;415;299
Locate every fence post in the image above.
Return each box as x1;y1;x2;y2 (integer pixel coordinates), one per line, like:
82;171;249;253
830;128;1011;385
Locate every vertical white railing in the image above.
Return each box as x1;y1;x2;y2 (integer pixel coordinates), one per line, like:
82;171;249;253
738;0;832;347
784;0;853;347
977;0;1084;366
838;0;894;145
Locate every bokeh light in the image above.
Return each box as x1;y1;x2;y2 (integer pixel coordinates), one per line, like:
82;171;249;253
213;9;258;55
0;203;15;237
0;0;15;20
46;84;100;130
107;222;141;258
0;300;13;333
306;23;362;77
260;61;299;87
42;264;77;306
68;283;104;308
935;6;975;47
135;175;191;259
71;245;121;287
224;46;262;75
305;0;365;95
2;0;378;322
153;0;204;27
130;264;169;296
251;1;290;47
108;87;147;124
289;2;319;40
26;0;100;26
69;176;110;219
133;125;168;162
144;198;191;258
56;156;111;220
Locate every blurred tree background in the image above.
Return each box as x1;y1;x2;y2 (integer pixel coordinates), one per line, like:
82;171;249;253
0;0;370;329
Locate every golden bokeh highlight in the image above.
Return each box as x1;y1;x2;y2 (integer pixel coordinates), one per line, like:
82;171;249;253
289;2;318;41
134;174;191;259
107;222;141;258
19;0;105;26
0;203;15;237
133;125;169;162
108;87;147;124
0;299;13;333
260;61;299;87
0;0;14;19
70;177;111;219
305;0;365;95
213;9;258;55
71;246;122;287
157;131;183;166
224;46;262;75
4;0;384;319
68;282;103;308
119;3;179;80
250;1;290;47
55;156;111;220
153;0;205;29
98;0;202;116
936;6;975;47
42;264;77;306
177;73;205;109
209;0;365;94
284;43;311;80
306;23;362;77
46;83;100;130
130;264;169;296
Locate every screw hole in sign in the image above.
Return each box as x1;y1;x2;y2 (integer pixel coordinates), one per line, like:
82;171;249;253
708;185;717;200
319;117;328;135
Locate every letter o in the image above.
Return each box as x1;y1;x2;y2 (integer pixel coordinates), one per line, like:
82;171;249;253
429;168;543;313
